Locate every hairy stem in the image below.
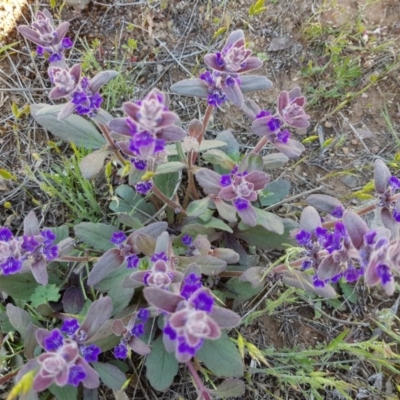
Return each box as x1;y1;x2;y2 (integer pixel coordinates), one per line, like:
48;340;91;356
95;122;127;166
251;136;269;154
186;360;211;400
192;104;214;165
152;183;187;216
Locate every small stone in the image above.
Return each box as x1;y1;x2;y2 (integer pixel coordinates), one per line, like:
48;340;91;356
324;121;332;128
342;147;349;155
351;139;358;145
371;146;380;154
361;93;368;98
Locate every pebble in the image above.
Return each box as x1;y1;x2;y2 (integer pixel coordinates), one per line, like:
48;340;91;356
324;121;332;128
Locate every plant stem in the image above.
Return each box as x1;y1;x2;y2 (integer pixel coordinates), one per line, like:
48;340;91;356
95;122;127;166
192;104;214;165
186;360;211;400
182;150;199;211
251;136;269;154
152;183;187;216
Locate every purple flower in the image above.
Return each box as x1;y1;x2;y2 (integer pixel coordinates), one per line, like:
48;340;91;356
130;323;144;337
126;254;140;269
0;228;13;242
68;365;87;387
61;319;80;336
267;117;281;132
135;181;153;195
110;231;127;245
137;308;150;322
204;30;262;74
296;230;312;247
114;343;128;359
44;329;64;351
80;344;101;363
180;273;203;300
1;258;22;275
133;159;147;171
182;234;193;246
61;37;73;49
277;87;310;128
376;264;392;285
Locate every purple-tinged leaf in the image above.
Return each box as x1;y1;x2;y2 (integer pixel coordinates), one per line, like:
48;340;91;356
31;104;106;149
221;80;244;108
62;286;85;314
79;150;111;179
76;358;100;389
343;211;368;249
31;257;48;285
57;237;75;257
241;99;260;121
188;118;203;138
128;337;151;356
263;153;289;171
210;306;241;328
281;271;337;298
215;129;240;155
306;194;344;215
89;71;119;93
134;233;156;256
240;75;273;94
202;149;237;170
154;231;170;255
155;161;185;175
80;297;113;341
87;249;125;287
381;208;399;240
143;287;184;313
24;211;39;236
24;323;39;359
208;379;245;398
170;79;209;98
57;102;76;120
274;139;305;158
374;159;391;194
35;328;51;349
17;25;42;45
299;206;322;233
6;304;41;339
195;169;222;195
317;255;341;281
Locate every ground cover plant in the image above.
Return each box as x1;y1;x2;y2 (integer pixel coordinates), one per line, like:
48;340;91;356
1;1;400;399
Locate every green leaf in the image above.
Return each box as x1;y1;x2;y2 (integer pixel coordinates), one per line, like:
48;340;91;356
74;222;119;251
202;149;236;170
260;179;291;206
6;304;41;339
153;171;181;199
109;185;156;224
197;333;244;378
0;272;61;301
145;336;179;391
30;104;106;149
186;197;211;218
236;218;298;250
93;362;127;390
167;140;227;155
224;278;263;303
49;384;78;400
203;217;233;233
254;208;284;234
155;162;185;175
30;284;61;308
209;379;245;398
339;280;358;304
239;153;263;173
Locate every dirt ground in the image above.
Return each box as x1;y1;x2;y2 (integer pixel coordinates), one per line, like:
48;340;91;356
1;0;400;399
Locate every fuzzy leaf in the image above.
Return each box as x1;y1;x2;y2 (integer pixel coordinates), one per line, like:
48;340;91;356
49;385;78;400
145;336;179;391
30;104;106;149
143;287;184;313
236;218;297;250
342;211;368;249
306;194;344;215
263;153;289;171
374;159;391;194
215;130;240;155
167;140;227;155
239;153;263;173
6;304;41;339
203;149;237;170
62;286;85;314
155;161;186;175
74;222;119;251
186;197;211;218
80;297;113;340
240;75;273;93
299;206;322;233
197;333;244;378
209;379;245;398
281;271;337;298
260;180;291;206
92;362;126;390
24;211;39;235
178;255;227;275
79;150;111;179
254;208;284;234
87;249;124;287
170;78;208;98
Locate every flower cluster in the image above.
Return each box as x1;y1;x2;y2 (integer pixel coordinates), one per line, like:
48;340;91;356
17;10;72;63
0;225;58;281
108;89;186;194
110;231;140;269
196;155;270;226
144;270;241;363
113;308;150;359
29;328;99;391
